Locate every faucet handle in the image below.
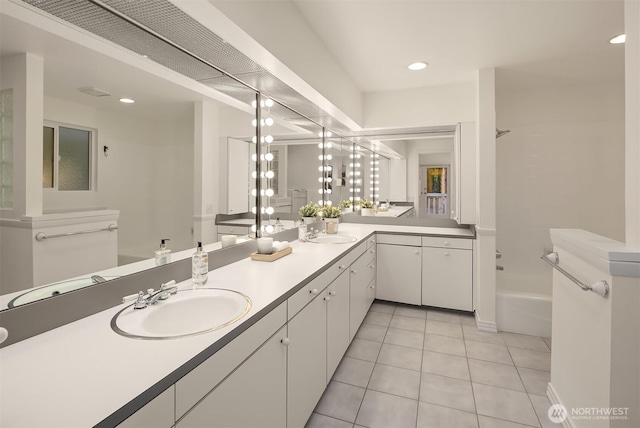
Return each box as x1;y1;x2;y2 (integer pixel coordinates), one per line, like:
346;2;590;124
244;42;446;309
133;291;148;309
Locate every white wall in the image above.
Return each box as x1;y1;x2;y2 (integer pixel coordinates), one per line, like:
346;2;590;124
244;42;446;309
209;0;363;125
496;78;625;295
363;82;476;129
42;95;195;260
287;144;322;205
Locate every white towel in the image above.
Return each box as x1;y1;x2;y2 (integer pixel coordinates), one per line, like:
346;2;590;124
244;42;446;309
272;241;290;253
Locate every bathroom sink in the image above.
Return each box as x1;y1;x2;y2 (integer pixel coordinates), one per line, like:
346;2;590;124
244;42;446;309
8;276;120;308
309;234;357;244
111;288;252;339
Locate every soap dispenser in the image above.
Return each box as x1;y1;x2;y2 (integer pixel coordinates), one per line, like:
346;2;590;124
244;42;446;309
275;217;285;233
192;241;209;285
155;239;171;266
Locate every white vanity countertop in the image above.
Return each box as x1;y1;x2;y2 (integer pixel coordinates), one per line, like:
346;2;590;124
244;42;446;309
0;223;473;427
373;205;414;217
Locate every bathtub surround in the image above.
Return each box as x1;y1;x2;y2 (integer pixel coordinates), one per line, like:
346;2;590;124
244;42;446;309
548;229;639;428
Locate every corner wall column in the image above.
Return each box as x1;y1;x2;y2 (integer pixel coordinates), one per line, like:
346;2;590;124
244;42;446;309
474;68;497;331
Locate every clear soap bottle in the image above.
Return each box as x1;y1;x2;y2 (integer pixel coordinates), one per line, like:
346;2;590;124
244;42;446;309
192;241;209;285
155;239;171;266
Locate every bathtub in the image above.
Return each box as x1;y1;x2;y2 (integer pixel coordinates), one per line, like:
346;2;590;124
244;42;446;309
496;273;552;338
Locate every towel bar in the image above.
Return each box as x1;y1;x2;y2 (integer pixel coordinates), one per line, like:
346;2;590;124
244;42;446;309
35;224;118;241
541;252;609;298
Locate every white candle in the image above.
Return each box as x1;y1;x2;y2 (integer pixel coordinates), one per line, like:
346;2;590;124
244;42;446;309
221;235;237;248
257;237;274;254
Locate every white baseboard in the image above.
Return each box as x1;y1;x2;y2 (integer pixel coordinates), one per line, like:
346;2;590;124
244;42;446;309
475;312;498;333
547;382;575;428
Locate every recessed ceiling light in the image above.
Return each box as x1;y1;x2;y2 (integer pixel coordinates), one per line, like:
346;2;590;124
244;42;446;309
609;34;626;44
408;62;428;71
119;98;135;104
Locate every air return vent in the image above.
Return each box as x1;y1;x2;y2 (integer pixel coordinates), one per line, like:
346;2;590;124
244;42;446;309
78;87;112;97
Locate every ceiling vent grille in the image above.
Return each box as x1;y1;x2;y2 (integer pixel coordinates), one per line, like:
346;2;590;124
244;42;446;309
78;87;112;97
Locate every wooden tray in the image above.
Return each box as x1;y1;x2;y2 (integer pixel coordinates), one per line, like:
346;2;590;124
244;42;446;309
250;246;293;262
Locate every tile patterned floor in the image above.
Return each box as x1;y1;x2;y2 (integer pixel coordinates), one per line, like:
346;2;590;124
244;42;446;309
307;301;553;428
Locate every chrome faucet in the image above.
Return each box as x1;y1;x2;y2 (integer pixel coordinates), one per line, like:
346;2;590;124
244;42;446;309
127;280;178;309
91;275;107;284
307;227;319;240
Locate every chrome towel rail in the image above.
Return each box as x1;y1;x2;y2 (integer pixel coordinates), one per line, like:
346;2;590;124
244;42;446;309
35;224;118;241
541;252;609;298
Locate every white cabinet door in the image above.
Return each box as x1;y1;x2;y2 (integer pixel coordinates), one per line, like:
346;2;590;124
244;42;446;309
326;270;350;382
287;295;327;428
422;247;472;311
177;326;287;428
366;276;376;310
119;387;174;428
376;244;422;305
349;252;376;340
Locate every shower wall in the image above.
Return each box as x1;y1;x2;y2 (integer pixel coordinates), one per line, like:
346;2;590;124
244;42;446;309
496;76;625;295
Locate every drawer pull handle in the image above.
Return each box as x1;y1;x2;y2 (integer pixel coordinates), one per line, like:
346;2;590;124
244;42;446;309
324;296;332;302
338;265;346;270
444;251;449;256
444;241;449;245
370;285;376;289
369;265;375;269
281;338;290;346
414;250;419;255
329;291;337;296
351;270;357;274
370;249;375;253
310;288;319;295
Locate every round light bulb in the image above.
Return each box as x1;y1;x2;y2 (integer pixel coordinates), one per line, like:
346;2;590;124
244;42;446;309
408;62;428;71
251;189;257;196
318;177;324;183
265;117;274;126
265;153;274;161
252;207;257;214
266;188;274;197
265;135;273;143
265;225;274;233
266;207;275;215
252;171;257;178
252;136;257;144
266;171;274;178
251;119;257;127
251;100;257;108
251;225;257;232
265;99;274;107
251;154;257;161
318;189;323;194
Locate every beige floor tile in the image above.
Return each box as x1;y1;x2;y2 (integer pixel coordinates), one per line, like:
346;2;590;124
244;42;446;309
332;357;375;388
517;367;550;396
424;333;466;356
427;309;462;324
468;358;525;391
384;327;425;349
306;412;353;428
370;301;396;314
473;383;540;427
345;338;382;362
502;332;551;352
425;319;463;338
377;343;423;371
509;347;551;371
355;324;387;342
363;311;392;327
390;314;427;333
419;373;476;413
394;305;427;319
478;415;538;428
368;363;421;399
417;402;479;428
355;390;418;428
422;350;470;381
314;381;366;424
465;340;513;365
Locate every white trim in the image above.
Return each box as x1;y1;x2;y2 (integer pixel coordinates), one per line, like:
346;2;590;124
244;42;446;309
192;214;216;221
474;311;498;332
547;382;576;428
474;226;496;236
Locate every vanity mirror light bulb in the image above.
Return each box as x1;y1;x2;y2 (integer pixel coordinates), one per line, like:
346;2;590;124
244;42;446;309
350;163;354;168
265;225;274;233
252;137;257;144
260;189;265;196
265;152;274;161
251;189;257;196
251;100;257;108
319;177;324;183
326;155;332;160
265;98;274;107
318;166;323;172
251;119;257;127
266;207;275;215
266;170;274;178
327;189;332;194
325;177;331;182
265;189;274;197
318;189;323;194
260;119;265;126
349;196;354;201
260;137;265;143
251;225;257;232
252;171;257;178
265;135;274;143
252;154;257;161
261;207;266;214
265;117;274;127
318;155;324;161
252;207;257;214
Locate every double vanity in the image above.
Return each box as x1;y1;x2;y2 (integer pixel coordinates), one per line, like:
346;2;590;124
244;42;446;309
0;223;474;427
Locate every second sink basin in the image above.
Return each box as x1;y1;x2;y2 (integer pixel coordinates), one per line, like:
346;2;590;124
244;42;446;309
112;288;252;339
309;234;358;244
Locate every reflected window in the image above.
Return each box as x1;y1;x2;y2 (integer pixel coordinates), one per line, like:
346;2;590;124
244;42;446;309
42;123;94;191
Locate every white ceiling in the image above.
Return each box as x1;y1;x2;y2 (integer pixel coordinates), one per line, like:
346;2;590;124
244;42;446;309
292;0;625;93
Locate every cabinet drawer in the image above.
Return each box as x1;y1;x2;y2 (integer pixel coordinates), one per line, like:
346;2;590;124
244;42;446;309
288;241;366;320
217;225;250;235
366;234;377;249
175;302;287;419
377;234;421;246
422;236;472;250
